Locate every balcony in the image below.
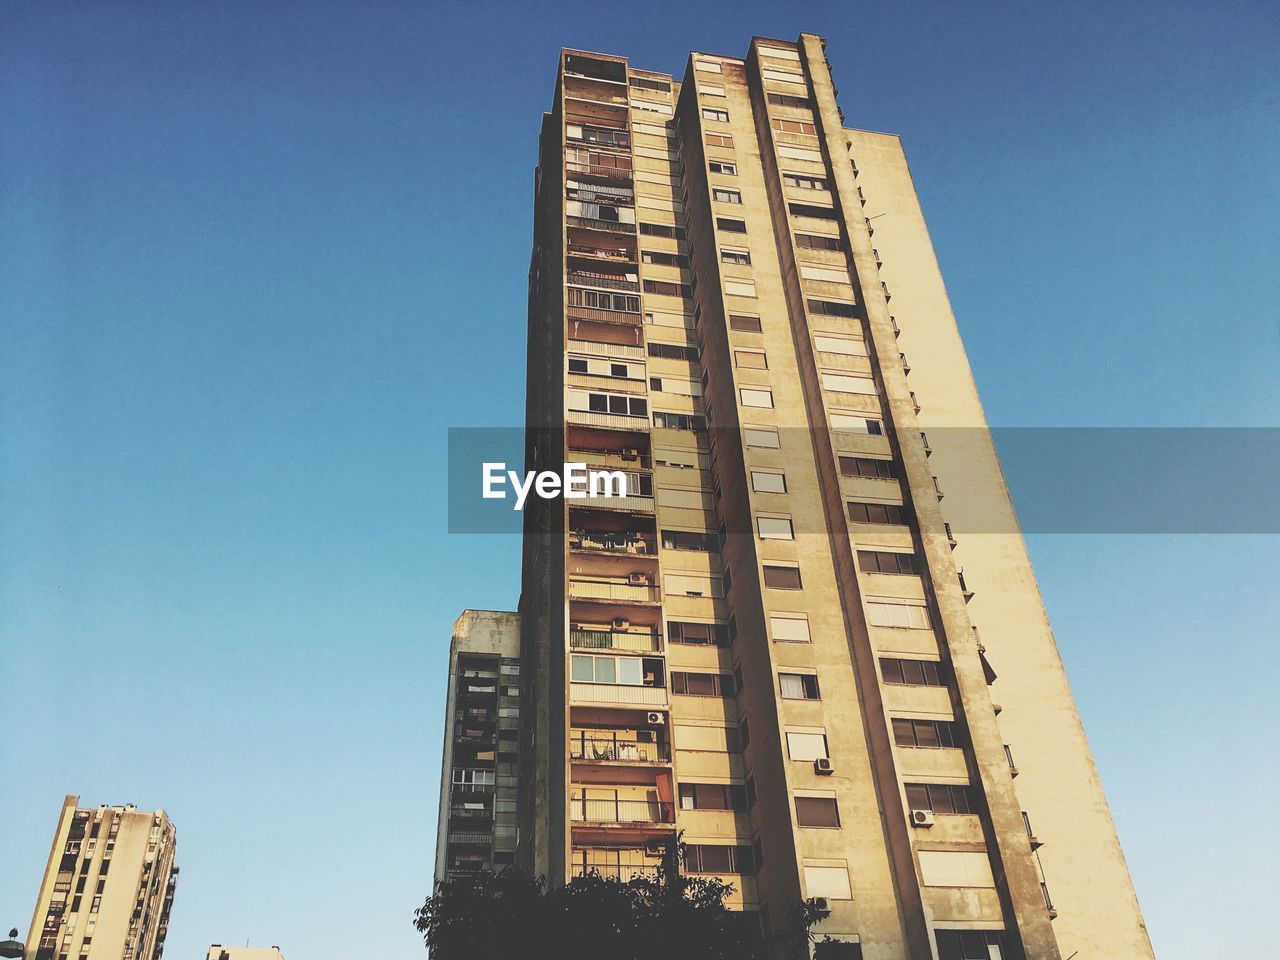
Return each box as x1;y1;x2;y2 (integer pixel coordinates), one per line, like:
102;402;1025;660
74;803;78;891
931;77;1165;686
571;731;670;763
569;270;639;292
569;578;659;603
571;798;675;825
566;159;634;182
568;241;636;264
570;627;661;652
566;408;649;433
567;214;635;235
567;302;643;327
570;682;667;707
565;124;630;151
447;831;494;846
567;339;644;361
570;858;659;882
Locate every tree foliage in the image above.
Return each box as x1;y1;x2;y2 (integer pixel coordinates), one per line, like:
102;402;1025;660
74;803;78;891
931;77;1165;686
415;837;825;960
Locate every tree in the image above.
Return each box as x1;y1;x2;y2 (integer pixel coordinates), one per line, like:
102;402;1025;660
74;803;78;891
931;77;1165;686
415;836;825;960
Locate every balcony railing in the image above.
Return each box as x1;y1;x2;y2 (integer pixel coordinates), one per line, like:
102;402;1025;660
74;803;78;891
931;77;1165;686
569;580;660;602
571;733;670;763
567;304;643;326
570;628;661;652
585;492;656;513
567;215;635;235
566;409;650;432
569;531;654;555
571;798;675;824
567;242;636;263
566;125;631;149
448;831;493;846
570;682;667;706
566;161;634;181
571;861;659;881
569;271;639;292
567;339;643;360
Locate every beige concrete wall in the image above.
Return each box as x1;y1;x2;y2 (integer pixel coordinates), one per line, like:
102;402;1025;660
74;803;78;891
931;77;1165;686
846;125;1154;959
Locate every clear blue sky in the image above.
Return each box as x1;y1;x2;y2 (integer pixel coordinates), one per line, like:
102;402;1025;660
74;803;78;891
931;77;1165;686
1;2;1276;958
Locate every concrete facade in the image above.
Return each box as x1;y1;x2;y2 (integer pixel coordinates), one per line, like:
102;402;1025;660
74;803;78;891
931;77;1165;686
24;797;177;960
502;32;1152;960
433;610;522;883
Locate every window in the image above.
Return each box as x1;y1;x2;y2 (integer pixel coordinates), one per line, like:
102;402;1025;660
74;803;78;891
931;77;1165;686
706;132;734;148
713;187;742;204
808;297;857;317
790;201;837;220
702;107;730;122
784;172;828;190
906;783;975;815
571;653;648;686
779;672;820;699
644;278;691;297
751;470;787;493
763;563;802;589
796;232;843;251
630;76;671;93
803;264;852;284
716;216;748;233
570;388;648;418
866;601;929;629
639;222;687;239
648;342;699;361
773;116;817;135
847;502;910;525
662;529;718;551
568;286;640;313
893;718;961;749
839;456;895;480
708;160;737;175
725;279;757;298
769;613;810;642
767;92;812;109
684;844;754;874
672;671;737;697
740;387;774;408
744;426;781;448
700;82;727;97
822;372;876;395
918;850;995;888
721;247;752;266
935;930;1005;960
795;795;840;827
679;783;747;810
803;863;852;900
786;730;828;760
653;411;707;431
730;314;762;333
734;349;767;369
668;621;729;646
641;250;689;267
814;335;865;356
858;551;920;575
880;657;946;686
756;516;794;540
695;60;723;73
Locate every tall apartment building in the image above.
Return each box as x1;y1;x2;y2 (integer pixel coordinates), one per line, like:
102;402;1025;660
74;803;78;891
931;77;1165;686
433;609;523;883
507;32;1155;960
24;797;177;960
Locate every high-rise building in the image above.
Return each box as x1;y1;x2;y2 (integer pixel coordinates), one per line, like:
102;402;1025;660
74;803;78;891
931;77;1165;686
24;797;177;960
433;610;523;883
502;32;1155;960
204;947;284;960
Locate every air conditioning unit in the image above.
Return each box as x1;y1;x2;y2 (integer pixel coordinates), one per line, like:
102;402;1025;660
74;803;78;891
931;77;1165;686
814;757;834;775
621;448;640;460
646;711;666;725
628;572;648;585
612;617;631;629
911;808;935;827
636;729;656;742
811;897;832;916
